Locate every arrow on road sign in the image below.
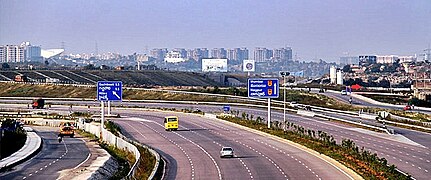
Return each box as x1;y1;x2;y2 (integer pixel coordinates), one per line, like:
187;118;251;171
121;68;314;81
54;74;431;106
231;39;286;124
113;91;121;99
274;82;277;95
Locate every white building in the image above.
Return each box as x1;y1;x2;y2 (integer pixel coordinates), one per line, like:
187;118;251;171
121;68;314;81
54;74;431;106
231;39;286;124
330;66;337;84
0;45;26;63
164;51;186;63
398;56;416;63
377;55;398;64
336;70;343;85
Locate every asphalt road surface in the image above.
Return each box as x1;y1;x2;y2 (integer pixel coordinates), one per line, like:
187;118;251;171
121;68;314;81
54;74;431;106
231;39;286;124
1;99;430;179
0;126;90;180
115;110;354;180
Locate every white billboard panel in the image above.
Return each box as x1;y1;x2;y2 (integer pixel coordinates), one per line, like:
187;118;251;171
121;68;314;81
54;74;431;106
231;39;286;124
202;59;227;72
243;60;255;72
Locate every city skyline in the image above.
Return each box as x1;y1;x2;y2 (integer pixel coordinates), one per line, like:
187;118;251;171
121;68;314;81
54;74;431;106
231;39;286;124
1;0;430;62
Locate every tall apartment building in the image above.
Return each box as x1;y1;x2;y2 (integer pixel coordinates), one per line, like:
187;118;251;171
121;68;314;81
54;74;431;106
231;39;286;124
0;45;26;63
26;45;42;61
272;47;292;62
340;56;359;65
253;47;270;62
187;48;209;61
377;55;398;64
227;48;249;62
172;48;187;58
150;48;168;61
211;48;227;59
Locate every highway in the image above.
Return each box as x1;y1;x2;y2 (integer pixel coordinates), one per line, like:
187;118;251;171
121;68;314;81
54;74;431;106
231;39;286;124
320;90;431;115
115;110;354;180
1;98;431;179
0;126;90;180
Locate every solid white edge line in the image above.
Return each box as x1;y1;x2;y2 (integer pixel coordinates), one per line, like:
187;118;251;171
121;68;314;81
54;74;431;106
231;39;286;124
73;153;91;170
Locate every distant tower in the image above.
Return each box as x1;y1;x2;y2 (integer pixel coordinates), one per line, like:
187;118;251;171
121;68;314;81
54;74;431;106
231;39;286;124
330;66;337;84
61;41;65;53
336;70;343;85
425;44;431;61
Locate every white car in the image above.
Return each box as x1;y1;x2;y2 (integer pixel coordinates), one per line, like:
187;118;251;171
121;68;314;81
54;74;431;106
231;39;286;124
220;147;234;158
289;101;298;108
341;90;347;95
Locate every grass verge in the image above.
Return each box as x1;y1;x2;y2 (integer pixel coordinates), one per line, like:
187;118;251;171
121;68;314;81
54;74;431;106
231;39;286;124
76;129;135;179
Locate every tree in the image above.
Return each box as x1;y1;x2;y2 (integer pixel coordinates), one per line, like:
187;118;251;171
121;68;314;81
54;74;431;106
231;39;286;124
1;63;10;69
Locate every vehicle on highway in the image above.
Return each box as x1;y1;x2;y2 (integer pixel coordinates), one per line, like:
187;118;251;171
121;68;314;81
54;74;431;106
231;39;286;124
340;90;347;95
164;116;178;131
59;122;75;137
289;101;298;108
403;105;412;111
220;147;234;158
32;98;45;109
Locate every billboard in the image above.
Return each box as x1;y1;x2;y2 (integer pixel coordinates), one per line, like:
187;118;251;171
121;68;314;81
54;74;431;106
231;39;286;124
243;60;255;72
202;59;228;72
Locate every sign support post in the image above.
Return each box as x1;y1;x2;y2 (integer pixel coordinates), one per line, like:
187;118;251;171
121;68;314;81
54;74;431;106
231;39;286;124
268;98;271;129
97;81;123;135
101;101;104;136
248;78;279;129
107;101;111;116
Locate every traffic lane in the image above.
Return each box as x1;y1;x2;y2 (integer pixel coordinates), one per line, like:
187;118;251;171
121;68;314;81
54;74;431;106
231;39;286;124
131;111;295;180
114;119;191;180
116;117;221;180
166;116;287;180
392;127;431;148
180;113;353;180
233;106;431;179
276;115;431;179
132;114;223;180
179;117;319;180
340;134;431;180
0;126;89;180
134;110;349;180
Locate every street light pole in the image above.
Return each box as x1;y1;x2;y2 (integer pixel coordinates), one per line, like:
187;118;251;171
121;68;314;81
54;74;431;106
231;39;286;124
280;71;290;131
283;74;286;131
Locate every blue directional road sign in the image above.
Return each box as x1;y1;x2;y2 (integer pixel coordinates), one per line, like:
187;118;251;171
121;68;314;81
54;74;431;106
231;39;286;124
248;78;279;98
97;81;122;101
223;105;230;112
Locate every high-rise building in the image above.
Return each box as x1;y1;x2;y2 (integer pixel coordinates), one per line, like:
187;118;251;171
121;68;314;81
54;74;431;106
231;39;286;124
150;48;168;61
253;47;269;62
377;55;398;64
187;48;209;61
226;48;237;61
239;48;249;61
26;45;42;61
339;56;359;65
227;48;249;62
0;44;26;63
272;47;292;62
172;48;187;58
359;55;377;66
398;56;416;63
211;48;227;59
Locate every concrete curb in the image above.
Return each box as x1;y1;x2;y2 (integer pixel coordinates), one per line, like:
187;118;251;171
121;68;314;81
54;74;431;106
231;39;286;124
0;129;43;172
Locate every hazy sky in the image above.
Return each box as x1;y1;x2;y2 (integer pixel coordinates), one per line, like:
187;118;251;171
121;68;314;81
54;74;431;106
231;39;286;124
1;0;430;61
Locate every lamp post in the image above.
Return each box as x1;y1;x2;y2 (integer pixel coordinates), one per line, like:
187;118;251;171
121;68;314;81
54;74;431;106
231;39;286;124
280;71;290;131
